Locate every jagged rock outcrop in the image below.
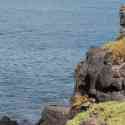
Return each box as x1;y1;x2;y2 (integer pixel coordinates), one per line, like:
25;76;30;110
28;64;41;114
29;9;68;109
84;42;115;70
0;116;18;125
37;105;70;125
74;47;125;102
120;5;125;36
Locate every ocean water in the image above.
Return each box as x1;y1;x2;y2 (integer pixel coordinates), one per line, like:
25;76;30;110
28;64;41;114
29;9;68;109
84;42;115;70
0;0;121;122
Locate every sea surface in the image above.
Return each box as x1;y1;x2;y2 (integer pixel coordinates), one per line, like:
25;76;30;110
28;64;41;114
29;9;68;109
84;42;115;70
0;0;122;122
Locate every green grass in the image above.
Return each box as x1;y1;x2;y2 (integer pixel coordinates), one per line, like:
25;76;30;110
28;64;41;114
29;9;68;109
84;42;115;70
66;101;125;125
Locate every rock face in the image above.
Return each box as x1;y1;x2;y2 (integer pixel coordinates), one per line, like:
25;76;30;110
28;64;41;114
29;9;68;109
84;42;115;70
74;47;125;102
37;105;70;125
120;5;125;36
38;6;125;125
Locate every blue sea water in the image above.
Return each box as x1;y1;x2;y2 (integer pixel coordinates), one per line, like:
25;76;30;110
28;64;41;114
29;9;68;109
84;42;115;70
0;0;122;122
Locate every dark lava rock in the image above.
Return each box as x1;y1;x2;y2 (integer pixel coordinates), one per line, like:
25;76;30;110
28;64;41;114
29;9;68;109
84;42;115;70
120;5;125;27
120;5;125;37
74;47;125;102
0;116;18;125
37;105;70;125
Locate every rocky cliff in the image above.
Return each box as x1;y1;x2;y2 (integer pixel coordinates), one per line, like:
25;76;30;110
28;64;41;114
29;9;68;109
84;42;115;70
120;5;125;36
38;5;125;125
1;5;125;125
74;47;125;102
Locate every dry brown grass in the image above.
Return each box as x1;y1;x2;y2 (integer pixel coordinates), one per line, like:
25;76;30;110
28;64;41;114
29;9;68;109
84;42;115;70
71;95;89;109
103;37;125;64
70;94;95;110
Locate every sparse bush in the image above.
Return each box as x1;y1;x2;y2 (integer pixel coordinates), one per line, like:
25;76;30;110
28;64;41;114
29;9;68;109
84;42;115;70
103;37;125;64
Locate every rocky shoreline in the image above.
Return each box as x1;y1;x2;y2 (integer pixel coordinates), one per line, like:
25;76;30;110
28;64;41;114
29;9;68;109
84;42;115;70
0;5;125;125
37;5;125;125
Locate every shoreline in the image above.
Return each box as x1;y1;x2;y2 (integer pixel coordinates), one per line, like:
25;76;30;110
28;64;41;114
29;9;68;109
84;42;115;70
0;4;125;125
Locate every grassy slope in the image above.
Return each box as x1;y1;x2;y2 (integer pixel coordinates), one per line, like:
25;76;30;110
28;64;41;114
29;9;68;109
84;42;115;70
66;101;125;125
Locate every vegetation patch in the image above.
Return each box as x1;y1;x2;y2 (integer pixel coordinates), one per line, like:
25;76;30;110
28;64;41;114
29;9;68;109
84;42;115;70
103;37;125;64
66;101;125;125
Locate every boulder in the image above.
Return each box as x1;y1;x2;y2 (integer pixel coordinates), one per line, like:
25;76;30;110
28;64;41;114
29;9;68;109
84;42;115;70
37;105;70;125
74;47;125;102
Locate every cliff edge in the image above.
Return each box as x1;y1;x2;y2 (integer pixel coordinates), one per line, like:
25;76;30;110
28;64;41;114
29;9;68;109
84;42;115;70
38;5;125;125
